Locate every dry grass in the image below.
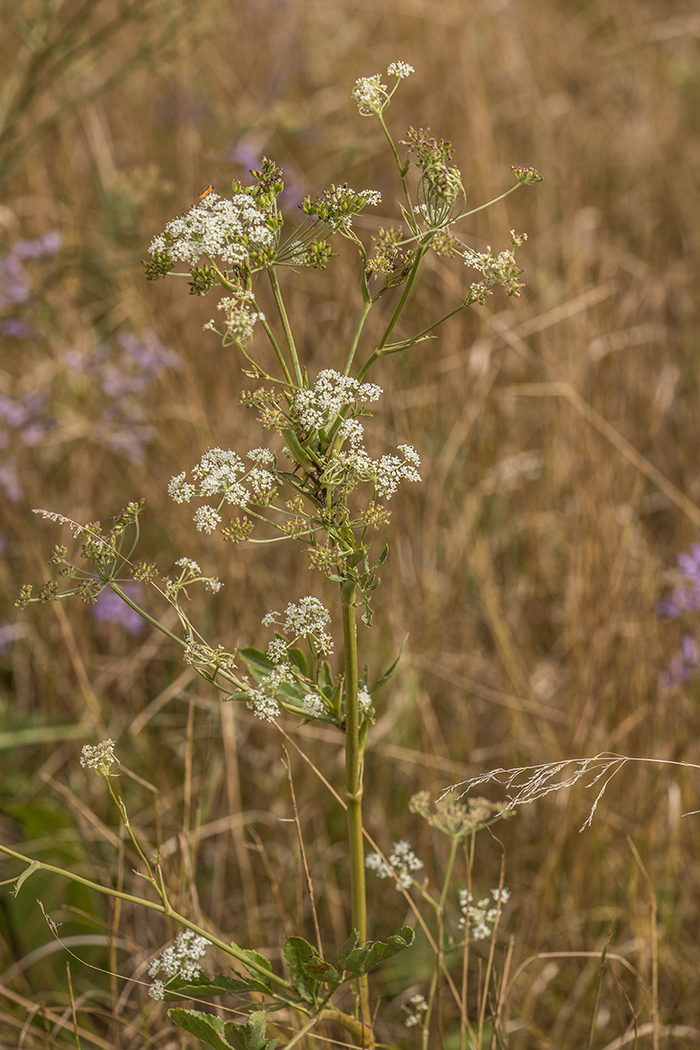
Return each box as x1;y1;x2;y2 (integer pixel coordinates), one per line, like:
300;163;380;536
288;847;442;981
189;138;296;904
2;0;700;1046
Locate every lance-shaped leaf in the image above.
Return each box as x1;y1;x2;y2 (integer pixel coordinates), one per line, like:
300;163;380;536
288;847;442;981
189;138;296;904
371;635;408;694
161;973;265;1002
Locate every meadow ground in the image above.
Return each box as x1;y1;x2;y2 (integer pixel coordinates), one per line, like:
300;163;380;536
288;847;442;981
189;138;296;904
1;0;700;1047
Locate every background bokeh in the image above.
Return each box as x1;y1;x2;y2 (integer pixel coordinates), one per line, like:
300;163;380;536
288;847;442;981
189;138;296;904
2;0;700;1046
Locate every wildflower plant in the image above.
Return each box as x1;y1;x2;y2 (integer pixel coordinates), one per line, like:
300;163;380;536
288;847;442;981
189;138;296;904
4;63;541;1048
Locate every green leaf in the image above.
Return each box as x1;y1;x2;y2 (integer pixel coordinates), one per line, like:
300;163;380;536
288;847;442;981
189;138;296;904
336;930;359;970
283;937;341;1003
341;926;414;978
238;648;274;678
317;660;334;694
374;544;389;569
168;1008;230;1050
237;948;273;992
371;635;408;693
286;646;308;677
223;1010;277;1050
283;937;321;1003
162;973;261;1002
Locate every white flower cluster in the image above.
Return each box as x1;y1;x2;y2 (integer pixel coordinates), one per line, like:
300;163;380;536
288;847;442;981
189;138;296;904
352;74;389;116
365;840;423;890
167;557;223;596
357;686;372;713
149;192;274;269
324;443;421;500
352;62;414;117
301;692;325;717
168;447;278;533
147;930;211;1000
263;596;333;654
458;887;511;940
245;598;335;722
387;61;415;79
404;993;429;1028
294;369;382;437
80;739;117;777
245;662;295;722
213;291;262;345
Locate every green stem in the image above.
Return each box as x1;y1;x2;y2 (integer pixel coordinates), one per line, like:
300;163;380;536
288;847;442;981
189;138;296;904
109;584;184;648
269;267;303;387
357;245;428;382
259;313;293;387
341;578;371;1029
342;297;373;377
377;112;411;213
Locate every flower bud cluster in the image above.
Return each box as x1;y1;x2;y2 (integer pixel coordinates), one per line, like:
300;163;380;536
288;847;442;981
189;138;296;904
300;185;382;232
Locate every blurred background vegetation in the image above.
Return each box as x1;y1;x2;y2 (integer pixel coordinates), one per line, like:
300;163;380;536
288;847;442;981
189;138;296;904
1;0;700;1046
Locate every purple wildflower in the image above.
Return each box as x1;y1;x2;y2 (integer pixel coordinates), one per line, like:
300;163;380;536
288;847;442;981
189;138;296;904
13;232;61;259
0;460;22;502
658;547;700;688
0;254;29;307
0;318;37;339
656;544;700;619
59;329;181;464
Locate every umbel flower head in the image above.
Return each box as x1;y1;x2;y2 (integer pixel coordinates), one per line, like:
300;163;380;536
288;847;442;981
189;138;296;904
352;61;415;116
147;190;277;274
80;739;117;777
148;930;211;1000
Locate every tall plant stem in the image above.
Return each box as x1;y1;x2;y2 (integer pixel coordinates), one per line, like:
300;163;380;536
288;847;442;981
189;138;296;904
341;578;371;1032
268;267;303;387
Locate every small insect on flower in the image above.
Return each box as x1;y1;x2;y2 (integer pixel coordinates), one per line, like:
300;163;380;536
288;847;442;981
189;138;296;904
197;184;215;200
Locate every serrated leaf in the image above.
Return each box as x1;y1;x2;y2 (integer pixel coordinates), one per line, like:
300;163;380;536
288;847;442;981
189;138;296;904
168;1008;230;1050
223;1009;277;1050
283;937;342;1002
371;635;408;693
283;936;323;1004
341;926;414;978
